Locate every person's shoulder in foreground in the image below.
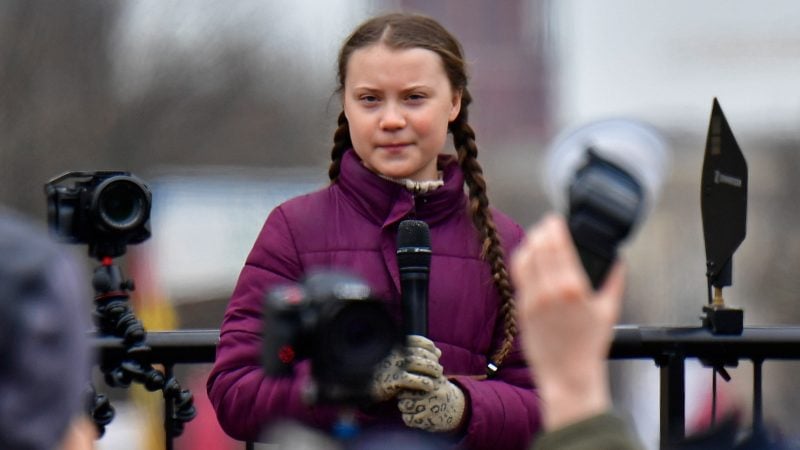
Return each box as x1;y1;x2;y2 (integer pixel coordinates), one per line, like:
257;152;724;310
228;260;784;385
532;412;642;450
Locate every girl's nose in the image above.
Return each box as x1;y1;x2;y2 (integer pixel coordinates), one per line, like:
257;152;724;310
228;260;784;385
379;103;406;130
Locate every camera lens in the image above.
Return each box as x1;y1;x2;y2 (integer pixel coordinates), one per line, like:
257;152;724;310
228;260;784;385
95;178;149;231
317;301;396;383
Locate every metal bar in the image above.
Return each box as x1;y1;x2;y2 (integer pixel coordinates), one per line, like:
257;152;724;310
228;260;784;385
711;369;717;426
91;326;800;364
92;329;219;364
656;352;685;449
165;363;175;450
610;326;800;360
752;358;763;434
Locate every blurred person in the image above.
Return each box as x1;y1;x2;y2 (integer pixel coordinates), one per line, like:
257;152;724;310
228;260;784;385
0;206;94;450
208;12;540;450
511;214;641;450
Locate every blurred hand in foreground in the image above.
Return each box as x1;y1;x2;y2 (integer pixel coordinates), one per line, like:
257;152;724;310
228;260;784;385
511;214;626;431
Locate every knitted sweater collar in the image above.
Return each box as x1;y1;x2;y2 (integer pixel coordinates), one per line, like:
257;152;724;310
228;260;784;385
336;149;467;226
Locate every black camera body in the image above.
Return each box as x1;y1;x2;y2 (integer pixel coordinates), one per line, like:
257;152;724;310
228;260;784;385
568;149;644;288
263;271;400;405
45;171;152;259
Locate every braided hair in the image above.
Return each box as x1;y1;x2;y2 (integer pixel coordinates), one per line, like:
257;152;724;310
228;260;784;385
330;13;516;374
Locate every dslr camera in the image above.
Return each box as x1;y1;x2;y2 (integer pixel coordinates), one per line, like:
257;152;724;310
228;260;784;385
45;171;152;258
263;271;400;405
568;149;644;288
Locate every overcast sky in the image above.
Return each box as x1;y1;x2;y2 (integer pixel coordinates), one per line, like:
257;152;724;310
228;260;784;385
111;0;389;97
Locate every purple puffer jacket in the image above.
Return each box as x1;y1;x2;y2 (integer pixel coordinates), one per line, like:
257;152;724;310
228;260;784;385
208;150;541;449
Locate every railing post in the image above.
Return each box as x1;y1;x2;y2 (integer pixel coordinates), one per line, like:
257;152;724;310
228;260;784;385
752;358;763;434
165;363;175;450
656;351;685;450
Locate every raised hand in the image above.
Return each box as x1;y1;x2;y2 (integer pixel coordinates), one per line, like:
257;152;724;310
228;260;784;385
511;214;625;430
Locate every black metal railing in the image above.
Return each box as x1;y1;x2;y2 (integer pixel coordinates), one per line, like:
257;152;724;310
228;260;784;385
93;330;219;449
93;326;800;449
609;326;800;448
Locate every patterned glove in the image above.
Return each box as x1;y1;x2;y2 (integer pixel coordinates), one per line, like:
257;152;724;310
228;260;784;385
370;335;442;402
396;343;466;433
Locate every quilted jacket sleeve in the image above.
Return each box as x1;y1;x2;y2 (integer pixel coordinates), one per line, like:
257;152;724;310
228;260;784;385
206;206;340;442
451;338;542;450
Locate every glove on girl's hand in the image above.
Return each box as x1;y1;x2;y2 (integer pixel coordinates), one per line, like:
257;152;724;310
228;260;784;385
398;375;466;433
370;335;442;402
396;341;466;433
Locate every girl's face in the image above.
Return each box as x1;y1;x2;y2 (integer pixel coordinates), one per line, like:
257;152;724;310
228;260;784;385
343;43;462;181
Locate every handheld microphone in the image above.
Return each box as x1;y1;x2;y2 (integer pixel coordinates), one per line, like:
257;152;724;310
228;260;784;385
396;220;431;336
543;118;671;288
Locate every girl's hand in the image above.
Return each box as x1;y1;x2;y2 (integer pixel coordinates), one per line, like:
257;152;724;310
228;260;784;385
393;337;466;433
397;375;466;433
370;335;443;402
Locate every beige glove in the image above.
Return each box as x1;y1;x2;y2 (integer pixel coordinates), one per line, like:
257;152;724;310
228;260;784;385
396;342;466;433
370;335;442;402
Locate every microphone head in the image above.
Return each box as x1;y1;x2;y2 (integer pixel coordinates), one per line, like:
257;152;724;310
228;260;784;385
397;220;431;248
544;118;671;221
397;220;431;269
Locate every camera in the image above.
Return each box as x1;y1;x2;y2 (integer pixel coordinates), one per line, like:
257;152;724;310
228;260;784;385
45;171;152;259
568;148;644;288
263;271;401;405
545;118;670;288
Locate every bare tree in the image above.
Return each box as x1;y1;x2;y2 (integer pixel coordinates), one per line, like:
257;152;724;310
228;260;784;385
1;0;335;221
0;0;118;217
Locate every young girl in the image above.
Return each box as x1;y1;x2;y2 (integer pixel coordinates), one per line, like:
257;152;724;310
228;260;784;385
207;12;541;449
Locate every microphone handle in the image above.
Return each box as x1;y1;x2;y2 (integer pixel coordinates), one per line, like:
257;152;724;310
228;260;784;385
400;270;428;336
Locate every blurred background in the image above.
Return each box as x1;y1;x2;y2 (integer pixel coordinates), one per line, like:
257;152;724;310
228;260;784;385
2;0;800;448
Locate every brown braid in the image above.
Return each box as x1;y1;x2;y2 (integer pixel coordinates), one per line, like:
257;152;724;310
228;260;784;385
332;13;516;374
451;90;517;373
328;111;351;182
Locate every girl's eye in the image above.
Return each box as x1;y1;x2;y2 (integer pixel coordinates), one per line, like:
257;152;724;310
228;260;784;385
407;93;426;102
359;95;379;104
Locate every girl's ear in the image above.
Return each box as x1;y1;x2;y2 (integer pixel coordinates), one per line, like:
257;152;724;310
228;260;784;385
449;89;463;122
342;94;349;121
